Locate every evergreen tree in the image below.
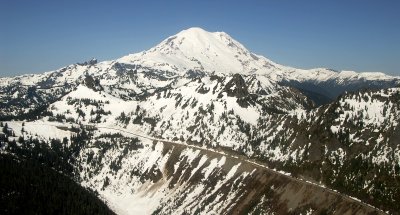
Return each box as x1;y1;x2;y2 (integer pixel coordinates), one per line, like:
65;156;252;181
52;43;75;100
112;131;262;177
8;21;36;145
0;154;115;215
2;123;8;134
18;136;24;143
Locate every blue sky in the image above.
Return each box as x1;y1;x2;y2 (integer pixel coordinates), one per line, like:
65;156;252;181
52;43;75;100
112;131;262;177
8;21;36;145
1;0;399;76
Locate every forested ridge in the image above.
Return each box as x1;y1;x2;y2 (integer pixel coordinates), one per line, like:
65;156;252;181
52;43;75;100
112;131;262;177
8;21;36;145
0;154;115;215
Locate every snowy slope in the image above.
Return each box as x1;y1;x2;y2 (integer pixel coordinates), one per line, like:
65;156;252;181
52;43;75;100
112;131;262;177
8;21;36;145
118;27;281;76
2;27;396;88
118;27;398;83
2;119;388;214
1;27;398;112
1;27;400;214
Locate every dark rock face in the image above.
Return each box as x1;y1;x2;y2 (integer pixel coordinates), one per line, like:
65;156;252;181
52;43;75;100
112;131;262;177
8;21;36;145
84;75;103;91
77;58;98;66
185;70;206;79
225;74;249;98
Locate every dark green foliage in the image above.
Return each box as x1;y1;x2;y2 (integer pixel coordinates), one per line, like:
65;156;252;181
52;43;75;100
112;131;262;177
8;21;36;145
67;97;105;107
0;104;53;121
143;117;157;127
1;126;115;214
116;111;131;125
0;154;115;215
48;113;62;122
102;176;110;190
2;123;8;133
322;156;400;213
69;128;91;161
98;132;124;139
245;87;400;214
132;114;142;124
236;116;251;136
6;137;74;177
76;108;86;119
17;136;24;143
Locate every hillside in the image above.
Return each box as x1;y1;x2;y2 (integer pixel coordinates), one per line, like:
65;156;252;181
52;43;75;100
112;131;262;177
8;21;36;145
1;27;399;214
0;154;115;215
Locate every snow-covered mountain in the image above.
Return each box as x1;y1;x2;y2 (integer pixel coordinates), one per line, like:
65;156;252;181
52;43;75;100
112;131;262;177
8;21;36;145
119;27;397;82
1;27;398;107
1;27;400;214
118;27;281;75
3;27;397;83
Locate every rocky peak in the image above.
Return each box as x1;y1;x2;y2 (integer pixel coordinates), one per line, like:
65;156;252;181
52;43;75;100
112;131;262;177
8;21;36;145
77;58;98;66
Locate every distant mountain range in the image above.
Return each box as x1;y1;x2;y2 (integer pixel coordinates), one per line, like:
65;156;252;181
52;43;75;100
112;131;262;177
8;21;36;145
1;27;399;214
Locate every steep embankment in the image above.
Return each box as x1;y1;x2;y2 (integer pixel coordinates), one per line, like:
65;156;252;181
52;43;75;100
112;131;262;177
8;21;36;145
76;127;384;215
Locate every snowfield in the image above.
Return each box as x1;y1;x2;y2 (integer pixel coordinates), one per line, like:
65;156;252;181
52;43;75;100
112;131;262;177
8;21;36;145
1;27;399;214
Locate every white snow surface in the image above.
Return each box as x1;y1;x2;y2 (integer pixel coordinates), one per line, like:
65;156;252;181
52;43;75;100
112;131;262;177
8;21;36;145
117;27;397;82
6;120;72;140
1;27;398;89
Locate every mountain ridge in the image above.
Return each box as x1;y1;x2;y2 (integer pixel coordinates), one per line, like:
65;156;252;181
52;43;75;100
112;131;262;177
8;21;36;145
2;27;398;83
1;27;398;106
1;27;400;214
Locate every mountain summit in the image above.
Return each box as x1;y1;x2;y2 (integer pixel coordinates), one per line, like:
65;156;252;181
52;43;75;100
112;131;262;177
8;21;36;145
118;27;397;84
1;27;400;214
1;27;398;103
118;27;279;75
